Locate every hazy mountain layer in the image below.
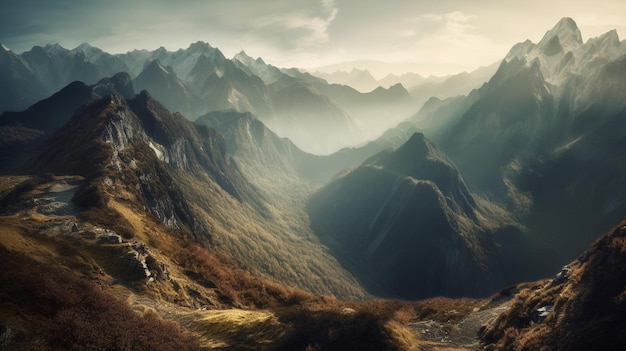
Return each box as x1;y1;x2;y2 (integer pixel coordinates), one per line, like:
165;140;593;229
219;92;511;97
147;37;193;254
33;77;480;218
0;41;421;155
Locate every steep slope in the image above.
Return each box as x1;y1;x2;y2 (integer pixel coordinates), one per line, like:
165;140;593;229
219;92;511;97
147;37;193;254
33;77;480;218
308;133;521;299
196;109;317;186
266;75;363;154
411;18;626;280
408;62;498;109
196;110;420;187
232;50;284;84
310;81;418;142
133;60;197;116
25;90;365;299
0;72;134;172
0;44;47;112
442;59;555;199
480;218;626;351
142;41;273;119
20;43;109;94
1;41;420;155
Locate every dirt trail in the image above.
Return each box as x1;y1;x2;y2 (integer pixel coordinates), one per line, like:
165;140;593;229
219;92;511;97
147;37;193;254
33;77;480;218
408;299;511;350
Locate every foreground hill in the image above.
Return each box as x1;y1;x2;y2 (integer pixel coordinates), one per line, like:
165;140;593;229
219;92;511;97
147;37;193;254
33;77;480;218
4;86;365;300
308;133;522;299
480;218;626;351
0;173;415;350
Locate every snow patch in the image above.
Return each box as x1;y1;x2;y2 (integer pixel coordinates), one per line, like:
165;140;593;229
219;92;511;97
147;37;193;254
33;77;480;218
227;88;245;106
148;141;166;161
553;136;582;154
1;44;10;52
157;63;169;75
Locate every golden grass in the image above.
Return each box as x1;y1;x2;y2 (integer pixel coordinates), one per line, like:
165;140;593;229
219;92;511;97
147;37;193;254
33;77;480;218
187;309;285;349
0;175;31;195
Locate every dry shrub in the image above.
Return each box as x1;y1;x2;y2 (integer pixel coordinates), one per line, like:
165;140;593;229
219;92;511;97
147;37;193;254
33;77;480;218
0;247;200;351
273;308;402;351
171;241;316;309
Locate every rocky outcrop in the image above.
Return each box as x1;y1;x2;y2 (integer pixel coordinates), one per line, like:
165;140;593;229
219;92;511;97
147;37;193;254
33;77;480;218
480;220;626;350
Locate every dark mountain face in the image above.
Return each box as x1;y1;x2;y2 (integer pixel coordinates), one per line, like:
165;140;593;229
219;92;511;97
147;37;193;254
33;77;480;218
308;133;522;299
403;18;626;281
441;59;555;199
133;60;197;117
0;45;48;113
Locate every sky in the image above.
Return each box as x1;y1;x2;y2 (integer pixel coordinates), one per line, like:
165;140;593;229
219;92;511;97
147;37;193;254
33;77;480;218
1;0;625;77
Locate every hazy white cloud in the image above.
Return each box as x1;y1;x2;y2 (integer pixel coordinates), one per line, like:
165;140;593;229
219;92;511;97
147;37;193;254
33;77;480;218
247;0;338;50
402;11;478;41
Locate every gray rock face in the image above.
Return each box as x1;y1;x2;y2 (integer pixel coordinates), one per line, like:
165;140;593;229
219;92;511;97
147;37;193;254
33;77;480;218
122;250;152;280
121;241;170;281
97;231;123;244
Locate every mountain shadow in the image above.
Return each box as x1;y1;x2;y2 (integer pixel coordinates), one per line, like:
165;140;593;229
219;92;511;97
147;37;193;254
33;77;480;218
308;132;522;299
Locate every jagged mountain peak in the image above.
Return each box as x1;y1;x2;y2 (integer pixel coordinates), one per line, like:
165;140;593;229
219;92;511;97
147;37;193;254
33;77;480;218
73;42;99;53
234;50;251;60
394;132;431;159
364;133;472;202
539;17;582;51
387;82;408;93
43;43;67;53
92;72;135;99
143;59;171;73
234;50;266;66
590;29;621;47
187;40;215;53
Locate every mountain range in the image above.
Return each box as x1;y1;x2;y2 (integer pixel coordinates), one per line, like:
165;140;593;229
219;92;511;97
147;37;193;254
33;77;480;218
1;17;626;350
0;41;417;154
